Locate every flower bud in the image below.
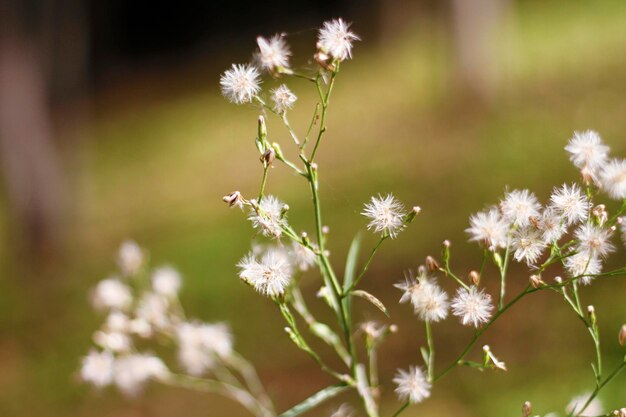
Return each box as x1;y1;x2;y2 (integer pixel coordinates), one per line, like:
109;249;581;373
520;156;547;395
619;324;626;347
469;270;480;286
262;148;276;165
522;401;532;417
425;256;440;272
404;206;421;224
271;142;285;160
530;274;543;289
322;225;330;234
554;276;563;284
222;191;244;209
258;115;267;141
587;305;597;326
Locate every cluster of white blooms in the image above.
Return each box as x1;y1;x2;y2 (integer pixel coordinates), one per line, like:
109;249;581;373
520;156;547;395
361;194;409;239
463;131;626;283
393;366;431;404
81;241;237;395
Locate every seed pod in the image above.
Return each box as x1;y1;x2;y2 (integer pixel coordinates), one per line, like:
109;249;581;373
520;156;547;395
222;191;244;208
468;270;480;286
425;256;439;272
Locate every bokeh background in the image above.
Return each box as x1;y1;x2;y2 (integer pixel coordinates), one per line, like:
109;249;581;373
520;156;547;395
1;0;625;416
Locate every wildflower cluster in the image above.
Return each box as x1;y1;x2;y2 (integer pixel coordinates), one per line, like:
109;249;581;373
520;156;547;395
79;18;626;417
80;241;274;416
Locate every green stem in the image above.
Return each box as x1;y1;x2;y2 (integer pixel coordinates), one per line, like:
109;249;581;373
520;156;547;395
391;401;410;417
347;235;387;293
302;103;320;150
575;359;625;416
498;244;511;310
310;69;338;162
434;285;533;381
258;165;269;202
425;320;435;382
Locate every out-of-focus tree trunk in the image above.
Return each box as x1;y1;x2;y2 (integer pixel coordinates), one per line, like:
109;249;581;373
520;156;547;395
0;1;66;262
450;0;509;100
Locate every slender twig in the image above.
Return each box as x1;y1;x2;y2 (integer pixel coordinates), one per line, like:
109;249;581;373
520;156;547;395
347;235;387;293
425;320;435;382
391;401;410;417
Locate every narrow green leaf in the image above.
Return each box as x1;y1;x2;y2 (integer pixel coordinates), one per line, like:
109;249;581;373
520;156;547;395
352;290;389;317
279;384;348;417
343;232;362;292
420;347;430;365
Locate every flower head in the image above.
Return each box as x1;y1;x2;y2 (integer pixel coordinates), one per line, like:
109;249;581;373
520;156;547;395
176;321;233;375
290;241;317;271
135;292;171;331
393;366;431;404
511;227;546;265
92;278;132;311
118;240;144;276
255;34;290;73
538;207;567;243
248;195;288;238
318;18;359;61
466;207;509;250
113;353;168;396
361;194;407;238
600;159;626;200
574;223;615;258
550;183;590;225
237;248;292;297
564;251;602;285
451;286;493;327
500;189;541;228
81;350;114;387
271;84;297;113
151;266;181;297
565;130;609;176
220;64;261;104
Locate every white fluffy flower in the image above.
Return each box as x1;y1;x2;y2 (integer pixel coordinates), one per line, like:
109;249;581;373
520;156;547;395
564;251;602;285
361;194;407;238
500;189;541;228
248;195;288;238
117;240;144;276
395;271;448;322
113;353;168;396
565;130;609;175
135;292;171;331
600;159;626;200
271;84;297;113
238;248;292;297
93;330;132;352
566;392;603;417
220;64;261;104
105;311;130;333
550;183;590;225
393;366;431;404
511;227;546;265
152;266;181;297
92;278;132;311
290;241;317;271
538;207;567;243
466;207;509;250
81;350;114;387
176;321;233;376
451;286;494;328
574;223;615;258
255;34;290;72
318;18;359;61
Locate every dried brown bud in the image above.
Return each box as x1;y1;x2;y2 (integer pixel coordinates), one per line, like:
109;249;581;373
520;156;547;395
466;271;479;286
522;401;532;417
262;148;276;165
530;274;543;289
222;191;244;208
619;324;626;347
425;256;440;272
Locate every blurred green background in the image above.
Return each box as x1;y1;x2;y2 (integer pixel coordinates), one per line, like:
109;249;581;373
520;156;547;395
1;0;625;416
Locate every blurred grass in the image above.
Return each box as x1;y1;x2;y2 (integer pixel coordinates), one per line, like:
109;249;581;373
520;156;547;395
2;0;626;415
